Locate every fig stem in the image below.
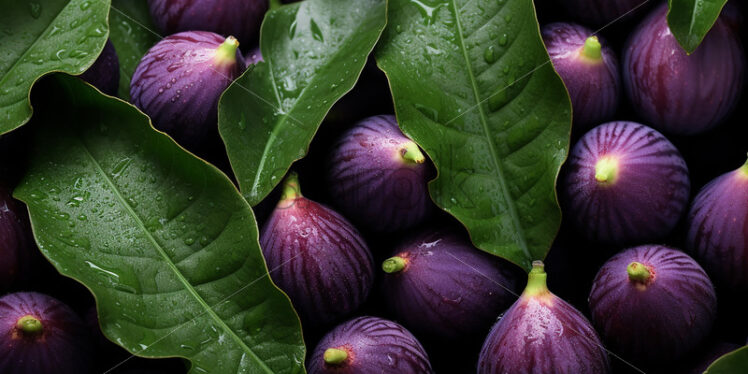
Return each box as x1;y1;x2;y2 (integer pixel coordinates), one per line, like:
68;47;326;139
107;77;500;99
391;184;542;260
581;36;602;60
627;262;652;283
214;36;240;66
595;157;618;184
739;153;748;177
16;315;43;335
401;142;426;164
382;256;407;273
523;260;549;297
323;348;348;365
280;172;303;201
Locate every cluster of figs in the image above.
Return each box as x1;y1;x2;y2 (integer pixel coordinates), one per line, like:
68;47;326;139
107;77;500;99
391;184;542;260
1;0;747;373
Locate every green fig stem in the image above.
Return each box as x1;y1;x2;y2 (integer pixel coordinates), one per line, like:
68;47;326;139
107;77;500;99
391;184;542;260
595;157;618;184
523;260;549;297
214;36;240;65
581;36;603;60
323;348;348;365
16;315;43;335
382;256;407;273
627;262;652;283
280;172;302;202
401;142;426;164
739;153;748;177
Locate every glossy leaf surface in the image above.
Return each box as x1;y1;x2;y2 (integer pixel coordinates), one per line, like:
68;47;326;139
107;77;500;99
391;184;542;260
667;0;728;53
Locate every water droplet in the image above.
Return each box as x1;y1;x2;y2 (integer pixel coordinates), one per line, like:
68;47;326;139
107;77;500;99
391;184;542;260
28;2;42;19
499;34;508;46
80;1;91;10
184;237;195;245
288;20;297;38
310;19;324;42
484;46;497;63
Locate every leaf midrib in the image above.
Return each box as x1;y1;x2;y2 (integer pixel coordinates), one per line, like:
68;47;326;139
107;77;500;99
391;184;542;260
78;139;273;374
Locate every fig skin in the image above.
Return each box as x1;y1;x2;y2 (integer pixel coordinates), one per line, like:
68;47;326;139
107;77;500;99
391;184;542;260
681;341;741;374
130;31;246;149
562;121;690;245
259;173;374;328
686;157;748;292
147;0;267;45
589;245;717;365
0;186;29;291
244;47;263;66
327;115;433;233
79;39;120;96
0;292;93;374
623;4;745;135
478;261;610;374
381;229;521;342
559;0;644;26
307;316;433;374
542;23;620;133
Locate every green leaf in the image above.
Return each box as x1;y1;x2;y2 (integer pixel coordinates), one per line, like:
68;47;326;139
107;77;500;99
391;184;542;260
0;0;110;135
218;0;387;205
14;75;305;374
704;346;748;374
667;0;728;54
108;0;160;100
376;0;570;271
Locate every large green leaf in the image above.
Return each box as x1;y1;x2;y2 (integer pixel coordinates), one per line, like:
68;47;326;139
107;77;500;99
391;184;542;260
14;75;305;374
219;0;387;205
376;0;570;271
704;346;748;374
108;0;160;100
0;0;110;135
667;0;728;54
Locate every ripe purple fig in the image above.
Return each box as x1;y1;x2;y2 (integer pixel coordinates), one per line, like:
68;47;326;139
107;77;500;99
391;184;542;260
542;23;620;133
79;39;120;96
327;115;433;233
560;0;645;26
1;186;29;291
307;316;433;374
478;261;610;374
623;4;745;135
686;157;748;291
148;0;267;45
589;245;717;364
562;121;690;244
381;229;521;341
0;292;93;374
259;173;374;328
130;31;245;149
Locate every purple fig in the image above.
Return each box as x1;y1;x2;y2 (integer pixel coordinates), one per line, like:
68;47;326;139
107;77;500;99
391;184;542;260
327;115;433;233
259;173;374;328
589;245;717;364
559;0;646;26
562;121;690;244
381;229;521;341
0;292;93;374
478;261;610;374
147;0;267;45
542;23;620;133
307;316;433;374
623;4;745;135
244;47;263;65
682;341;741;374
686;157;748;291
79;39;120;96
130;31;245;149
0;186;29;291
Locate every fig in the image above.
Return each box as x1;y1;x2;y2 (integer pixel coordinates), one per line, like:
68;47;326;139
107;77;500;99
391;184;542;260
478;261;610;374
244;47;263;65
542;23;620;133
686;157;748;291
130;31;245;149
381;229;521;342
589;245;717;365
307;316;433;374
559;0;645;26
147;0;267;45
682;341;741;374
623;4;745;135
79;39;120;96
0;186;29;291
327;115;433;233
259;172;374;328
562;121;690;244
0;292;93;374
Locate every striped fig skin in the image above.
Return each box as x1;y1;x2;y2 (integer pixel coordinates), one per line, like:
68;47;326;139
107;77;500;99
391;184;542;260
563;121;690;244
0;187;28;291
79;39;120;96
308;316;433;374
327;115;433;233
542;23;620;133
259;186;373;328
0;292;93;374
686;160;748;291
381;230;521;342
130;31;245;149
623;4;745;135
589;245;717;364
560;0;644;26
148;0;267;45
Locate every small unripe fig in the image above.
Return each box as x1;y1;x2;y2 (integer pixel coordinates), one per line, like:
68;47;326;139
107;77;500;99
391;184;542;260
327;115;433;233
589;245;717;365
308;316;433;374
478;261;610;374
0;292;93;374
623;4;745;135
381;229;521;342
563;121;690;244
259;173;374;328
130;31;245;149
560;0;645;26
1;186;29;291
687;157;748;291
80;39;120;96
542;23;620;133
